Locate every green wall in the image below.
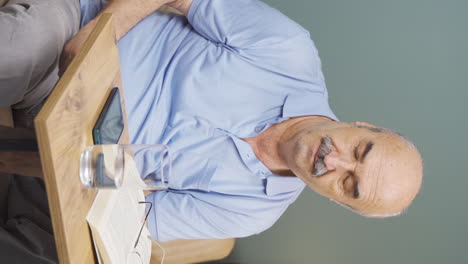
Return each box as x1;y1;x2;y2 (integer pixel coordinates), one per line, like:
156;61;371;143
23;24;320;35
221;0;468;263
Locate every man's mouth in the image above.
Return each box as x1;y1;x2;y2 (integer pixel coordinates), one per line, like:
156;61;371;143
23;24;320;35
312;142;321;170
311;136;333;177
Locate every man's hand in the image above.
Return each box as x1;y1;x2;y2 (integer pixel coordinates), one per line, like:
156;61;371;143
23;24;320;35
59;20;96;76
59;0;178;75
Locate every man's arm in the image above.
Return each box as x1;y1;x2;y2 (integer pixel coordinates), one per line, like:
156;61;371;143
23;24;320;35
60;0;177;74
165;0;324;89
145;190;283;241
165;0;309;50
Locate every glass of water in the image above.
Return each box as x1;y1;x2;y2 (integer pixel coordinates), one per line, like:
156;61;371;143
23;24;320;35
80;144;171;190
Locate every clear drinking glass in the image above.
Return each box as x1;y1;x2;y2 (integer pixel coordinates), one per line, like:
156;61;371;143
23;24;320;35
80;144;171;190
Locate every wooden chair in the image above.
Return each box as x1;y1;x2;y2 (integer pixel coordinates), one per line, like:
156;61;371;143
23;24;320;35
0;107;41;177
0;107;13;127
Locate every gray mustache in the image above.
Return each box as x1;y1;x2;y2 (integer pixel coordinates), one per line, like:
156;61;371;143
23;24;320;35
312;136;333;177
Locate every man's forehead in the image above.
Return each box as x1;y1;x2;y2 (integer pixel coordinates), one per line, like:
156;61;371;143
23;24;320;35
357;137;415;206
356;137;403;193
359;137;399;180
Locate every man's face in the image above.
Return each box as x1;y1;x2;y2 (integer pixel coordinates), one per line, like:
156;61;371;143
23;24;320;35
279;120;422;216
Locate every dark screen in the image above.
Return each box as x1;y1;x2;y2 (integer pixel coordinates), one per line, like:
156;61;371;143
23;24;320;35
93;87;124;144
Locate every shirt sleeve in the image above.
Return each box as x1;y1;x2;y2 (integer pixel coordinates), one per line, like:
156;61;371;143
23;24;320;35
145;189;287;241
187;0;309;49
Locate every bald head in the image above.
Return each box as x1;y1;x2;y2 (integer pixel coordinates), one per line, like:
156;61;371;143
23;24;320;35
353;130;423;217
278;118;423;218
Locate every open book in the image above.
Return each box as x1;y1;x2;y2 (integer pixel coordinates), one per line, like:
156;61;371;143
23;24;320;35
87;189;152;264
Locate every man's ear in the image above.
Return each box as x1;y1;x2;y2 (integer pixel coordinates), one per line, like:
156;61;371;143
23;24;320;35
354;121;378;128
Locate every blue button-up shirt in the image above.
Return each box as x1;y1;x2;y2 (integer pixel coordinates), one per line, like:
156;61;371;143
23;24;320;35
81;0;337;241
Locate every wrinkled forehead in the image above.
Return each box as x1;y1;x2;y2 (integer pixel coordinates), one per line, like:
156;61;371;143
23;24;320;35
358;134;422;213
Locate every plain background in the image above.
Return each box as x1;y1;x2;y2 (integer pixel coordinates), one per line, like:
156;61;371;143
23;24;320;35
216;0;467;263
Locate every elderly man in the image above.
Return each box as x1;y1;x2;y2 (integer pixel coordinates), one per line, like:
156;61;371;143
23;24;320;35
1;0;422;255
66;0;423;241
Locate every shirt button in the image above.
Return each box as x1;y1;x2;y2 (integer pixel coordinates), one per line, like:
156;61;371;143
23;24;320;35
255;125;265;133
246;153;251;159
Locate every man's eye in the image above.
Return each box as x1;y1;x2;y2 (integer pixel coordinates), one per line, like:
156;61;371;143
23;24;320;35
343;174;352;190
353;184;360;199
353;146;359;160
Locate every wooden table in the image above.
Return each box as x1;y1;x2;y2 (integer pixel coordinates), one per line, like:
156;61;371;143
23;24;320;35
34;13;235;264
34;14;129;263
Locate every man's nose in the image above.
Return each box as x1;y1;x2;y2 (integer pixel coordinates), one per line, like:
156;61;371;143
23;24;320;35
324;151;355;172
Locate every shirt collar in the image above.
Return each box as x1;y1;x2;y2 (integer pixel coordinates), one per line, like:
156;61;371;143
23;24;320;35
282;93;338;120
265;175;306;196
230;136;306;196
230;136;271;176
